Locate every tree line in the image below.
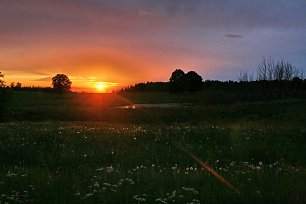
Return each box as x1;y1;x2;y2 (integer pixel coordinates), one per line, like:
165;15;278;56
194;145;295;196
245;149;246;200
1;57;306;98
238;57;304;82
121;69;203;93
122;58;306;94
0;73;72;94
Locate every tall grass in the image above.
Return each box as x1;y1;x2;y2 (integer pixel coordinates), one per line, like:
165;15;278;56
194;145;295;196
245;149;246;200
1;122;306;203
1;92;306;203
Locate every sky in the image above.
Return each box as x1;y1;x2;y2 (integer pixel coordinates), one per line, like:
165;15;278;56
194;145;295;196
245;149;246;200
0;0;305;92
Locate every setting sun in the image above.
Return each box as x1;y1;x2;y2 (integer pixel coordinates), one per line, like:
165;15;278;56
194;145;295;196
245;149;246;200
96;82;105;92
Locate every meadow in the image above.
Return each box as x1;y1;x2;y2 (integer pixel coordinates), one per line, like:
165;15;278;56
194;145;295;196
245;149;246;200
1;91;306;203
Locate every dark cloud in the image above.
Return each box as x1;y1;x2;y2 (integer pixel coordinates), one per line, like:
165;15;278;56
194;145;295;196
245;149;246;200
34;76;52;81
225;34;244;39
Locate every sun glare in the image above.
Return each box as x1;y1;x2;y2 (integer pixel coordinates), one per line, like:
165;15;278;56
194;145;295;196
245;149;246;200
96;82;105;92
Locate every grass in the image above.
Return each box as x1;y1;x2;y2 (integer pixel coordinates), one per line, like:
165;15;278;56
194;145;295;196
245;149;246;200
1;91;306;203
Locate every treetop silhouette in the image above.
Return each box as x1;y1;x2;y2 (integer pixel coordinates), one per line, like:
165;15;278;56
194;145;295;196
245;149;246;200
52;74;72;96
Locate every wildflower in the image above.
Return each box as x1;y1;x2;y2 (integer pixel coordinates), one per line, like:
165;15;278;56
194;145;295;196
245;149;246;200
155;198;167;203
172;166;177;171
6;196;14;201
85;193;94;197
103;183;111;187
105;166;114;173
6;171;17;177
96;167;104;171
93;181;99;188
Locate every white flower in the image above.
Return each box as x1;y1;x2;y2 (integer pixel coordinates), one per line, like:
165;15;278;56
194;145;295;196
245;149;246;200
5;171;17;177
85;193;94;197
93;182;99;188
155;198;167;203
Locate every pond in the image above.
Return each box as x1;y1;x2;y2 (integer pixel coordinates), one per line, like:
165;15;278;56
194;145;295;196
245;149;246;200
115;103;194;109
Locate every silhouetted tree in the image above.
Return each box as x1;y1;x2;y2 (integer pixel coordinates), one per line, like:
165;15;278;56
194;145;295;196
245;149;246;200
120;82;169;92
52;74;72;96
169;69;203;93
15;82;22;89
170;69;185;83
185;71;203;92
257;57;274;81
0;72;7;121
169;69;186;93
238;70;254;82
10;82;22;90
0;72;5;88
10;82;15;88
257;57;300;81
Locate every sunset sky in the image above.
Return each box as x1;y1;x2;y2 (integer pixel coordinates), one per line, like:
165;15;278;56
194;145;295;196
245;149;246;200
1;0;305;92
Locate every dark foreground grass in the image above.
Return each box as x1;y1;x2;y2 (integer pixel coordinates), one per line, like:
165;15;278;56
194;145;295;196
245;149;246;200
1;91;306;203
1;122;306;203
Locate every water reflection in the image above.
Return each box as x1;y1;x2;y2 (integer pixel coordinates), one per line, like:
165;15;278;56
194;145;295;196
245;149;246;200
116;103;194;109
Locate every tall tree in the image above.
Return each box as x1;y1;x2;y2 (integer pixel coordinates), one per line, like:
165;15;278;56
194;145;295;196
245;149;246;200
169;69;186;92
185;71;203;92
169;69;203;93
170;69;185;83
52;74;72;96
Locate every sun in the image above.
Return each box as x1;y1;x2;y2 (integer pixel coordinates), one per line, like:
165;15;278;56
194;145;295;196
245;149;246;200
96;82;105;92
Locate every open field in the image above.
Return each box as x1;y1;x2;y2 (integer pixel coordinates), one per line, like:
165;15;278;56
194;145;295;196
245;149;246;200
1;92;306;203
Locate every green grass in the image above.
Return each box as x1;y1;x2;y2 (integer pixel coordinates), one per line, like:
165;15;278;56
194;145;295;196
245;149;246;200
1;91;306;203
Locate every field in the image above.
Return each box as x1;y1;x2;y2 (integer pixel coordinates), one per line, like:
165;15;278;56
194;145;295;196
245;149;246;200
1;91;306;203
